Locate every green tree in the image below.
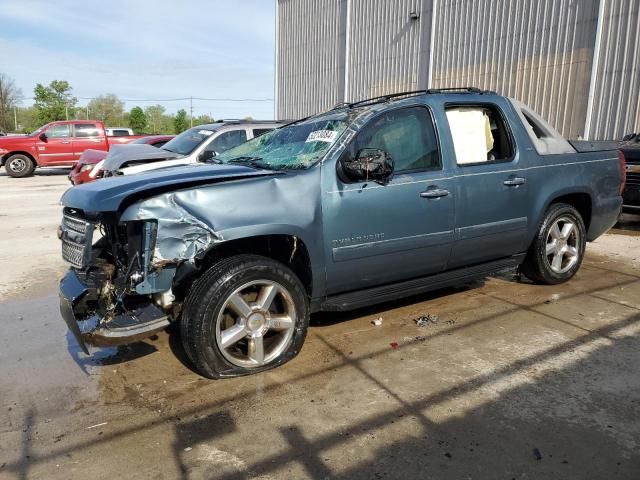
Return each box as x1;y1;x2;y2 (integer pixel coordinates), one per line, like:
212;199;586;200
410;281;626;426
174;109;189;134
33;80;77;124
0;73;23;132
87;93;125;126
15;106;39;133
144;104;166;133
128;106;147;133
192;114;214;126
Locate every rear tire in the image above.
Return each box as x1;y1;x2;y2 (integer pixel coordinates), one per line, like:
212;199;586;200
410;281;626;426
5;154;35;178
181;254;309;379
521;203;586;284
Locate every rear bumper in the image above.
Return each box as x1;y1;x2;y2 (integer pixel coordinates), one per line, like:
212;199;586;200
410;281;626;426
59;269;170;354
587;195;623;241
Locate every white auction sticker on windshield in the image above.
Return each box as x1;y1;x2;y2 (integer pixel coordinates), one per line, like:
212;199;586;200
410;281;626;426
305;130;338;143
198;130;214;136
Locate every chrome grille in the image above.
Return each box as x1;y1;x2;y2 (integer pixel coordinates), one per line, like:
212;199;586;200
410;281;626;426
61;238;86;269
627;172;640;186
60;214;94;269
62;214;90;235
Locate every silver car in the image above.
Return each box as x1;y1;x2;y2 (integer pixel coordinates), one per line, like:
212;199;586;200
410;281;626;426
103;120;285;176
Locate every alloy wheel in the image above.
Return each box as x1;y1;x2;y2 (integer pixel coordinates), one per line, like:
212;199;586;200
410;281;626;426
545;215;580;274
215;280;296;368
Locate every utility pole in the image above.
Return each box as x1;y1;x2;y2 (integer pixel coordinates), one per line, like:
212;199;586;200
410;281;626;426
189;96;193;128
65;105;69;120
14;107;17;131
86;105;89;120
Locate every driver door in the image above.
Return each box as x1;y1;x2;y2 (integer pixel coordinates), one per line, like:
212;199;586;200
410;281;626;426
36;124;74;164
322;105;455;294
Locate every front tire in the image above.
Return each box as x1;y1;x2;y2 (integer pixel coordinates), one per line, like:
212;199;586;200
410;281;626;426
5;154;36;178
521;203;586;284
181;255;309;378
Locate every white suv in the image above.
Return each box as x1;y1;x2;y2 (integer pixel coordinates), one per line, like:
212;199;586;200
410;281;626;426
102;120;284;176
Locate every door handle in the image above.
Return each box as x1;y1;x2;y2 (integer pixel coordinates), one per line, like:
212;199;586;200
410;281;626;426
504;177;525;186
420;188;450;199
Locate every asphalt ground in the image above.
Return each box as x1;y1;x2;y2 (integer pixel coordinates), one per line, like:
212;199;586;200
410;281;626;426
1;169;639;479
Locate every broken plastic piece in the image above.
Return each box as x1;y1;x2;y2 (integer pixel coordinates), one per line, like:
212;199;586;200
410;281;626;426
533;447;542;460
371;317;383;326
544;293;561;304
390;342;399;349
414;314;438;327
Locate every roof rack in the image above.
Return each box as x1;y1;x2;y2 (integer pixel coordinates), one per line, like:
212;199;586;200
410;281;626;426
335;87;495;110
213;119;286;124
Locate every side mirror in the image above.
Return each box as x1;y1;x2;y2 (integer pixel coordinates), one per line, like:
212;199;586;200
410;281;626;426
198;150;216;162
338;148;394;185
39;133;48;142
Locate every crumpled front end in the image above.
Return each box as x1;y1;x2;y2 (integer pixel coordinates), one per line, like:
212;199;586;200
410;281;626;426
57;208;194;353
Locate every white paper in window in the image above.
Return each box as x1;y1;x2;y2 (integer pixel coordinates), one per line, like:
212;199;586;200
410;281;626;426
446;108;493;164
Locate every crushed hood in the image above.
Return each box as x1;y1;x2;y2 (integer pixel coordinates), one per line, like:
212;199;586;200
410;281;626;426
61;163;280;213
101;143;182;171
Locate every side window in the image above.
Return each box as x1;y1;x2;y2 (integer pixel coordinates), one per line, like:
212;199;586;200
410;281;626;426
111;129;130;137
206;129;248;153
445;105;513;165
522;113;549;139
74;123;99;138
252;128;273;138
45;124;71;138
152;140;168;148
344;106;441;172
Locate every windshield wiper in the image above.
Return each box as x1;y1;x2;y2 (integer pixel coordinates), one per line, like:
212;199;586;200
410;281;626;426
226;156;275;170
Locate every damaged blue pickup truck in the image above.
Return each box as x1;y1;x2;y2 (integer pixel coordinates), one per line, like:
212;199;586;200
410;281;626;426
58;88;625;378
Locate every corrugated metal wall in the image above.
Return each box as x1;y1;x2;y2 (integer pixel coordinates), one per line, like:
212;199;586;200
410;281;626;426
276;0;639;139
431;0;599;139
276;0;347;119
587;0;640;140
345;0;430;102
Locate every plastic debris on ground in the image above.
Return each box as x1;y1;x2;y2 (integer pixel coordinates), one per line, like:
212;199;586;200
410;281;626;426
414;314;438;327
371;317;383;326
544;293;561;304
389;342;399;349
533;447;542;460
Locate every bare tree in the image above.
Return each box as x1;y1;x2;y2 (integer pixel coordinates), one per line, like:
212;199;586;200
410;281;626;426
0;73;23;132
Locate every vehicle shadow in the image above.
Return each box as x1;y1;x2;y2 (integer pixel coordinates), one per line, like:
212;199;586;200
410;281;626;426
66;329;158;374
611;213;640;235
0;167;71;178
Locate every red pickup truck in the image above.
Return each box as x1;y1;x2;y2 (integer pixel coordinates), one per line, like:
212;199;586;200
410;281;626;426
0;120;146;177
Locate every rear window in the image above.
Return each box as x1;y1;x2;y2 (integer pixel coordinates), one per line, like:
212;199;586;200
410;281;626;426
110;129;130;137
445;105;513;165
74;123;99;138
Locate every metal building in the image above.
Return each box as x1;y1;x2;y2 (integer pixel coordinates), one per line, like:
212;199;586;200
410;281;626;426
275;0;640;140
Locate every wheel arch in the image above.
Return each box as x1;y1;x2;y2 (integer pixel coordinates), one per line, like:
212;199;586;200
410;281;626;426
175;234;315;303
2;151;38;167
546;191;592;231
534;189;593;234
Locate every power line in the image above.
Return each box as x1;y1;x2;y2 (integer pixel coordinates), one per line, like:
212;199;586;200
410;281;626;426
20;96;273;103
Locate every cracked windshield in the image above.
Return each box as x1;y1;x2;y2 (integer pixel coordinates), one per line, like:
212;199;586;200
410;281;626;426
216;118;347;169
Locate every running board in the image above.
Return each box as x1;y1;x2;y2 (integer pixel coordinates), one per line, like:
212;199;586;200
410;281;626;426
320;254;525;312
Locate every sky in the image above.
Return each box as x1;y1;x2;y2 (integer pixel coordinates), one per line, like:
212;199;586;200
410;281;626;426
0;0;276;119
